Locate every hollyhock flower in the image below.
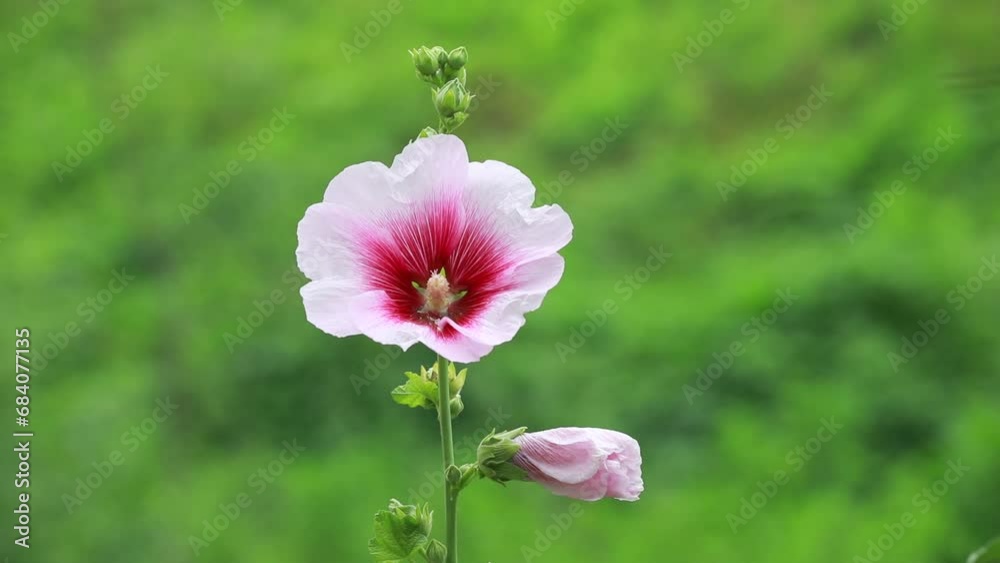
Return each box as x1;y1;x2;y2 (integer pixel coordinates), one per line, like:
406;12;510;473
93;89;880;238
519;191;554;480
512;428;643;501
296;135;572;363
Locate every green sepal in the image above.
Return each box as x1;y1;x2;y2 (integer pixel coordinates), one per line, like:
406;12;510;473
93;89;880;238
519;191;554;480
438;111;468;134
448;396;464;419
476;427;530;484
444;362;466;419
446;363;467;398
458;463;479;491
445;464;462;486
391;367;438;409
367;499;433;562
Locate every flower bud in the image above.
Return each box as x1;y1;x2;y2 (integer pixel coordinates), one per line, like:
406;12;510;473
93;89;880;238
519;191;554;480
434;79;471;118
430;46;448;68
423;540;447;563
458;463;478;490
512;427;644;502
447;47;468;70
409;46;438;76
448;396;464;418
445;464;462;485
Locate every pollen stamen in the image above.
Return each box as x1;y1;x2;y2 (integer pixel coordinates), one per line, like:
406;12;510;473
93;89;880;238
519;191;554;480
416;269;466;319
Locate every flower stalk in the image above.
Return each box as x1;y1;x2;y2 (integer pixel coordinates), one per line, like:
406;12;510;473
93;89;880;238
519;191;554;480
436;355;458;563
300;44;642;563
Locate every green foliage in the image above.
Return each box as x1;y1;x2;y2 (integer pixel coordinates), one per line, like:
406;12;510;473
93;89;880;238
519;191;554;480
392;368;440;410
392;363;466;416
368;500;433;562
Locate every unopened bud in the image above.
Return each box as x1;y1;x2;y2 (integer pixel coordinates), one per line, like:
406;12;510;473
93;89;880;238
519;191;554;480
424;540;447;563
449;396;464;418
434;80;470;118
447;47;467;70
410;46;438;76
430;46;448;68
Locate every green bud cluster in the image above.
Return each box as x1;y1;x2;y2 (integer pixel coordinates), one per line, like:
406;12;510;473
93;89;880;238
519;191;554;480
391;362;467;420
408;45;474;135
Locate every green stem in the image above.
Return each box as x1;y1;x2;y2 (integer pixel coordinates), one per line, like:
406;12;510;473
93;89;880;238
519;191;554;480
436;355;458;563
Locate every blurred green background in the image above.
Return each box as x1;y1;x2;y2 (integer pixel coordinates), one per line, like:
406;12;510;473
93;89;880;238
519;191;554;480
2;0;999;561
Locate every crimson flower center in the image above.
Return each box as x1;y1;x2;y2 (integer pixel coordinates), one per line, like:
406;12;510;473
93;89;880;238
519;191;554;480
357;197;515;337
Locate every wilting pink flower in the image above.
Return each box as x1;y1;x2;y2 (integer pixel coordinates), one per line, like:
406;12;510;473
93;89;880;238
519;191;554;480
296;135;572;363
513;428;643;501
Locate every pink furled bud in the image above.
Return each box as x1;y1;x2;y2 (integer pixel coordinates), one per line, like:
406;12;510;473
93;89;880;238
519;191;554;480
512;428;643;502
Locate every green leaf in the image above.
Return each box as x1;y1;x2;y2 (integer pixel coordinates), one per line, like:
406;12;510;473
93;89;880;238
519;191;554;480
367;499;433;562
969;538;1000;563
391;371;438;409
